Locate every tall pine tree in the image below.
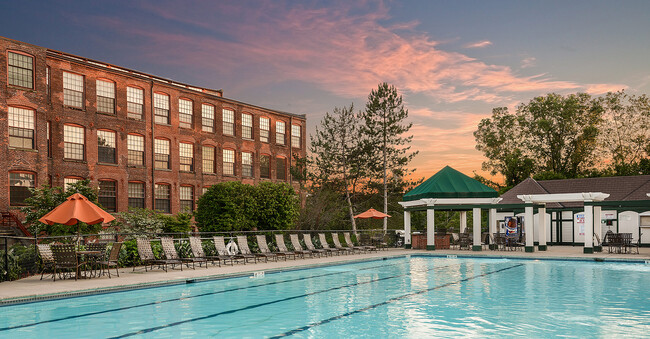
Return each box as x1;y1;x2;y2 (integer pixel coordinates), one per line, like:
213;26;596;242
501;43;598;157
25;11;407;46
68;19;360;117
361;83;417;233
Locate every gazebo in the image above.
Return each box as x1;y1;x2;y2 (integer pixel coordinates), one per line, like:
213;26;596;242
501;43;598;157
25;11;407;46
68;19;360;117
399;166;501;251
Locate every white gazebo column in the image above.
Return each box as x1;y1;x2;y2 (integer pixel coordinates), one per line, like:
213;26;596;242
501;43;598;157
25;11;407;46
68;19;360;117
489;208;497;250
584;203;594;253
472;208;482;251
538;206;547;251
524;205;535;252
426;208;436;250
593;205;602;252
460;211;467;233
404;210;412;249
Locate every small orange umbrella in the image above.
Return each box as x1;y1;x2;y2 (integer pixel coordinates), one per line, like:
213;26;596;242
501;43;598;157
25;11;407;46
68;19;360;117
354;208;391;219
39;193;115;226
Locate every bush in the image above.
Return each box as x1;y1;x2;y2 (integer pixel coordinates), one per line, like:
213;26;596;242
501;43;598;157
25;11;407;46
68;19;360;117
115;209;192;235
195;181;257;232
255;182;300;230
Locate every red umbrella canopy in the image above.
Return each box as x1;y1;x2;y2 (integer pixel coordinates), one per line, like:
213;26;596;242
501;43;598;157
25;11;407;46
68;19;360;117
354;208;391;219
39;193;115;225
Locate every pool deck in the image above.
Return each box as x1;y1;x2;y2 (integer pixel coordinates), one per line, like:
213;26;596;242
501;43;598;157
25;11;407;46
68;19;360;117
2;246;649;305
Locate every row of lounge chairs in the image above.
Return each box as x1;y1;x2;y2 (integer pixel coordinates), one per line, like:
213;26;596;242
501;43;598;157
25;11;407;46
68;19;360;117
135;233;378;272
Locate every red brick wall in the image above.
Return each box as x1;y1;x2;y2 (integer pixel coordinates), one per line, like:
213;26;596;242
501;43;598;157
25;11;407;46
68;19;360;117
0;37;306;215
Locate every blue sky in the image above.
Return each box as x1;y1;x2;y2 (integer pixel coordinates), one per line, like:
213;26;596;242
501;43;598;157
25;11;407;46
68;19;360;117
4;0;649;179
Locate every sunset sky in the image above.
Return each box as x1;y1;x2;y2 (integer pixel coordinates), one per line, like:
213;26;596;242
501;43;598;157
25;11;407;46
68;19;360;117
4;0;650;181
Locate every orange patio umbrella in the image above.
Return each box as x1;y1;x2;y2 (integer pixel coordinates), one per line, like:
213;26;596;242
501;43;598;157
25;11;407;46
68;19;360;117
39;193;115;227
354;208;391;219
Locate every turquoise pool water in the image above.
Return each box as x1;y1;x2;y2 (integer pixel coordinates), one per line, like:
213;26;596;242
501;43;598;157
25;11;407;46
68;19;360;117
1;256;649;338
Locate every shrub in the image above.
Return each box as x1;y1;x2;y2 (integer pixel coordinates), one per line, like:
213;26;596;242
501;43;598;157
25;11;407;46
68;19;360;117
195;181;257;232
255;182;299;230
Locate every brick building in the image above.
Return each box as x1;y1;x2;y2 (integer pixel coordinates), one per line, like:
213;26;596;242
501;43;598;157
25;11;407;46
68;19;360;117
0;36;306;218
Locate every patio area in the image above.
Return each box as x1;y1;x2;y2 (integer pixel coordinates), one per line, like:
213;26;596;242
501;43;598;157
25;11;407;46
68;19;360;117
2;246;648;305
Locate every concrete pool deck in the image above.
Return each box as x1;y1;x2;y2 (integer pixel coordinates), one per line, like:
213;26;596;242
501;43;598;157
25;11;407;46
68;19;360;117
1;246;649;304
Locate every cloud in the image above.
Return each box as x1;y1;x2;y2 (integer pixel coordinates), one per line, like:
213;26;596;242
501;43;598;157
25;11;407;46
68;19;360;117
88;2;622;106
520;57;536;68
464;40;493;48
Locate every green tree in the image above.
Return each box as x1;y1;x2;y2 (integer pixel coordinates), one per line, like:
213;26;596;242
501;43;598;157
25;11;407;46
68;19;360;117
361;83;418;233
598;91;650;175
114;208;166;235
474;107;535;187
254;182;299;230
195;181;257;232
21;179;102;236
518;93;603;177
310;104;370;234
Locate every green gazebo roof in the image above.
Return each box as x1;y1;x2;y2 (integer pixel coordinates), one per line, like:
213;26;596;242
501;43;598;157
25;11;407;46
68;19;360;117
403;166;498;201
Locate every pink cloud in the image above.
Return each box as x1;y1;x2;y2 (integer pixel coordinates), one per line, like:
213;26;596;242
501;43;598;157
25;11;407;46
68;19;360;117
464;40;493;48
89;2;622;105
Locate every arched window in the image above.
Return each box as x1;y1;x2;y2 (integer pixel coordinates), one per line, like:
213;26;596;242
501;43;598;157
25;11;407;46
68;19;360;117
179;98;193;129
154;138;170;169
201;104;215;132
154;92;170;124
276;156;287;181
180;185;194;212
128;181;145;209
9;171;35;206
127;134;145;166
96;79;116;114
63;71;84;108
63;124;85;160
154;183;171;213
242;113;253;140
127;86;144;120
7;51;34;89
202;145;216;174
222;108;235;136
97;129;117;164
259;117;270;143
98;179;117;212
8;106;35;149
179;142;194;172
222;149;235;176
260;154;270;179
242;151;253;177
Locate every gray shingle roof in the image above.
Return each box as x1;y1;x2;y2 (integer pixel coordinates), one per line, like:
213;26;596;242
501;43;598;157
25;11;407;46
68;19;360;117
499;175;650;208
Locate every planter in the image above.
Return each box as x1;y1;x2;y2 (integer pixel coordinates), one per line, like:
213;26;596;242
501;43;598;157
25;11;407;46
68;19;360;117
435;234;450;249
411;233;427;249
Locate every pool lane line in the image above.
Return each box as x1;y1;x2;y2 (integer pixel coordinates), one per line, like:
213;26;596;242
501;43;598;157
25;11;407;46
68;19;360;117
0;260;421;332
270;263;525;338
109;263;462;338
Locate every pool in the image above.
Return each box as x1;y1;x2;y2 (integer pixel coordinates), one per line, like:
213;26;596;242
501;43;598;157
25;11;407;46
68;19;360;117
1;256;649;337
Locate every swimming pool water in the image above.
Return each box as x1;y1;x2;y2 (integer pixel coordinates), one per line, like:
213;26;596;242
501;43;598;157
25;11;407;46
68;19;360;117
1;256;649;338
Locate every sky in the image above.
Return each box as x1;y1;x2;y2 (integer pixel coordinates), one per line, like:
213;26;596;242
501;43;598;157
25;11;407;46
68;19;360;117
4;0;650;181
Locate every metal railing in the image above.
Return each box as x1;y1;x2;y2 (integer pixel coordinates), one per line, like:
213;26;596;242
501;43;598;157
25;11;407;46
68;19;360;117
0;229;399;282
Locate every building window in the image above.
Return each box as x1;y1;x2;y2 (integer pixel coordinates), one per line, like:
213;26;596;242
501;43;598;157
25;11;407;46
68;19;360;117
97;130;116;164
223;149;235;176
276;157;287;180
202;145;215;174
179;142;194;172
46;66;51;101
63;72;84;108
223;109;234;136
127;87;144;120
202;187;209;195
260;117;270;143
292;125;301;148
8;106;35;149
64;177;82;191
180;186;194;212
154;93;170;124
64;124;85;160
260;155;270;179
154;138;170;169
202;104;214;132
98;180;117;212
127;134;145;166
276;121;286;145
8;52;33;89
128;182;145;209
96;80;115;114
46;121;52;157
242;152;253;177
9;172;34;206
154;183;171;213
242;113;253;139
179;98;193;129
